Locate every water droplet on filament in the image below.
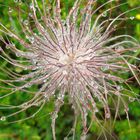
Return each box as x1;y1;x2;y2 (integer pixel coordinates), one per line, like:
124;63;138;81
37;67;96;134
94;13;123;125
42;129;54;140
0;116;6;121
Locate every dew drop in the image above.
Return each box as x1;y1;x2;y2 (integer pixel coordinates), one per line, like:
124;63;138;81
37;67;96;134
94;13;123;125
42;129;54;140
80;95;84;101
23;20;29;26
57;96;62;100
9;33;14;37
102;11;107;17
101;65;109;71
129;97;135;102
94;85;98;89
105;113;110;118
0;116;6;121
126;114;129;119
44;96;49;100
96;74;100;77
117;85;123;91
16;52;20;57
116;46;124;51
72;105;75;109
130;16;135;20
6;45;11;49
8;8;13;13
19;77;25;81
14;0;18;3
91;81;95;85
18;0;22;5
52;113;58;120
21;103;28;108
30;3;35;11
24;67;28;70
133;50;137;53
30;3;33;8
29;13;33;17
114;25;117;29
124;107;129;112
94;108;99;113
29;36;35;44
119;79;124;83
62;70;68;75
61;94;64;98
32;59;37;65
11;88;17;92
64;137;68;140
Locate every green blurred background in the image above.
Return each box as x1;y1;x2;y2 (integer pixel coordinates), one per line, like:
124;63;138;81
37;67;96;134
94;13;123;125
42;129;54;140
0;0;140;140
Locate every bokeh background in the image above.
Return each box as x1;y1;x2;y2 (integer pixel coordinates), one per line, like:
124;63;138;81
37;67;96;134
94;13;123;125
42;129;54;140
0;0;140;140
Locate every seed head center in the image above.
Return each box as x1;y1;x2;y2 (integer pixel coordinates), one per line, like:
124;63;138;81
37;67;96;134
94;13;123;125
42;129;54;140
59;53;76;65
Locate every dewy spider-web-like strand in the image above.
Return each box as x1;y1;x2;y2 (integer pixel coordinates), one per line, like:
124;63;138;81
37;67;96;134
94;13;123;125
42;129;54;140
0;0;140;139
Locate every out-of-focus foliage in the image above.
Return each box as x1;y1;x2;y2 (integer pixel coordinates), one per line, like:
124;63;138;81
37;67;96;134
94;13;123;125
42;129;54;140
0;0;140;140
127;0;139;7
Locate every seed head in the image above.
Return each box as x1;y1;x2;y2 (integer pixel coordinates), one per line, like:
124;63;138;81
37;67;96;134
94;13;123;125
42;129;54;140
0;0;140;139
